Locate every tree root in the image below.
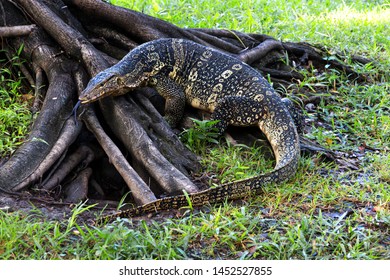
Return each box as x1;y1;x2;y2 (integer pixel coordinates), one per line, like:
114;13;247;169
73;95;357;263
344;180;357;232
0;44;76;191
99;96;200;195
238;39;283;64
0;24;36;37
63;167;92;203
42;144;95;191
82;106;157;205
12;118;82;191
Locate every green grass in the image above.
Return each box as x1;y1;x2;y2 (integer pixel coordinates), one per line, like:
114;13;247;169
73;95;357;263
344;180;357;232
179;119;274;184
1;190;387;259
0;48;32;156
113;0;390;59
1;0;389;259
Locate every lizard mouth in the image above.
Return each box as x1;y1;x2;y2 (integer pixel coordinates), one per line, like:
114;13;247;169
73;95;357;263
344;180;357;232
79;86;129;104
79;94;98;104
79;86;110;104
79;95;100;104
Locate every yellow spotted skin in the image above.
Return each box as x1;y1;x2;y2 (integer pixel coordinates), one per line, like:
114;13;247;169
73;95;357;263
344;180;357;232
79;39;301;223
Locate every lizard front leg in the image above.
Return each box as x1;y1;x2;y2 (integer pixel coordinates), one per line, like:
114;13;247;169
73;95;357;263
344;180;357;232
150;75;186;127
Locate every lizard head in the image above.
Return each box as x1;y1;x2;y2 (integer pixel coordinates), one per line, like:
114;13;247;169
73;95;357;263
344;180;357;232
79;42;165;104
79;71;133;104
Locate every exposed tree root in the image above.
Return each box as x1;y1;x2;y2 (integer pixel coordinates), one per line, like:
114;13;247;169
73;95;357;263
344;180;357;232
238;39;283;64
99;96;200;195
0;24;36;37
82;106;157;205
42;144;95;191
13;118;82;191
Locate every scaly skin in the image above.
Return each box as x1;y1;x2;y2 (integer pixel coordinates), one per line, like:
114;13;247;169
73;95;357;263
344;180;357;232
79;38;300;223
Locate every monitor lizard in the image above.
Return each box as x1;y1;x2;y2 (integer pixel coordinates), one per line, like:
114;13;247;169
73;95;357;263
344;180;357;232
78;38;301;223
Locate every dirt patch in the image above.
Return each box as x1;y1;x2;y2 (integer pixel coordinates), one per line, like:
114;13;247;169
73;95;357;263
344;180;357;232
0;192;100;223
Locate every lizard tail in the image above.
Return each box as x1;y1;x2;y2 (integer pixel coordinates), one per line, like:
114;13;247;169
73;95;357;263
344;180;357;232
257;106;300;182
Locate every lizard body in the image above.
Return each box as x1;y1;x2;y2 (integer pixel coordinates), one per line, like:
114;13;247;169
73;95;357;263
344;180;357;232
79;38;301;223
